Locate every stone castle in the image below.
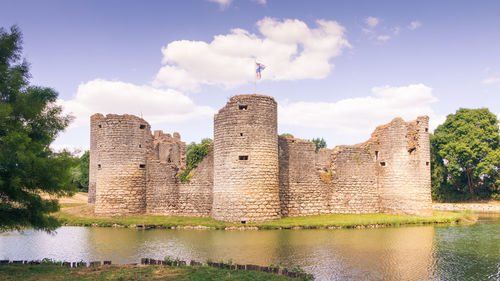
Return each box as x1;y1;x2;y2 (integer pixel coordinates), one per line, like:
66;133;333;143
89;94;432;222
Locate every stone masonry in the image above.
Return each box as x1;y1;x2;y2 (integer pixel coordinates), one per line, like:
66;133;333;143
89;94;432;221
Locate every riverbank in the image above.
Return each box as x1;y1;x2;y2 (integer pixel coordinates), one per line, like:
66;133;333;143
0;263;301;281
53;204;475;230
433;201;500;212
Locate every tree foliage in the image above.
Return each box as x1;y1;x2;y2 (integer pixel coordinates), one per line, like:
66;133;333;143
280;133;294;138
311;137;327;152
69;151;89;191
431;108;500;201
179;138;212;182
0;26;75;231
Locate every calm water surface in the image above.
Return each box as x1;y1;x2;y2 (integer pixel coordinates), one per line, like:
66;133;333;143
1;214;499;280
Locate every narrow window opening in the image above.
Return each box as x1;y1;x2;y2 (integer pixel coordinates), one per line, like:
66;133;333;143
375;151;379;160
139;164;146;168
241;221;246;224
139;144;142;148
425;128;428;132
239;105;248;110
380;162;386;167
98;164;101;169
139;124;146;129
408;147;416;154
240;133;243;136
167;158;171;163
98;124;102;128
239;155;248;160
426;162;430;166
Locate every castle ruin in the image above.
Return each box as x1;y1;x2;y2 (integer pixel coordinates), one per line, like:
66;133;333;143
89;94;432;222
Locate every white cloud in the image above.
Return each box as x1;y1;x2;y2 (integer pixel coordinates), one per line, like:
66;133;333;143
377;35;391;41
153;17;351;91
208;0;233;9
59;79;215;129
365;17;379;28
279;84;444;134
482;76;500;85
408;21;422;30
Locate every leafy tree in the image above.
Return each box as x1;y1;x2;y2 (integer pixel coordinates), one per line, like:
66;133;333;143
311;137;327;152
179;138;212;182
0;26;75;231
431;108;500;200
78;151;89;191
280;133;294;138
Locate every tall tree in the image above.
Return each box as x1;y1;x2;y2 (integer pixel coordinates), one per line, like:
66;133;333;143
431;108;500;199
0;26;75;231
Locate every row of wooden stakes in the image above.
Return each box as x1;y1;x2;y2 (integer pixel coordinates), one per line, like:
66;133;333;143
141;257;314;279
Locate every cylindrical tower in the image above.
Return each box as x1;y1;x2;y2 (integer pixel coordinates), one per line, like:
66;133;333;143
92;114;152;216
213;94;281;222
375;116;432;216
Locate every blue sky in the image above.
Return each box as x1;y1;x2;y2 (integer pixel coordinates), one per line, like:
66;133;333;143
1;0;499;151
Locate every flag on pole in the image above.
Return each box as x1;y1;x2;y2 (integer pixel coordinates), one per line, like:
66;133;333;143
256;62;265;79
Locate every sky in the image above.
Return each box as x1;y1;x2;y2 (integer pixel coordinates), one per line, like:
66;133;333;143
1;0;499;152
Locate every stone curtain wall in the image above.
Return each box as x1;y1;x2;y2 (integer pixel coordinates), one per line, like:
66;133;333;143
278;136;328;216
146;144;213;217
213;95;281;222
93;114;153;216
328;145;379;213
374;116;432;216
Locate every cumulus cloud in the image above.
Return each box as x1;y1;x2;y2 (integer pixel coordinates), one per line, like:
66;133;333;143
59;79;215;128
208;0;233;9
482;76;500;85
153;17;351;91
408;21;422;30
279;84;444;134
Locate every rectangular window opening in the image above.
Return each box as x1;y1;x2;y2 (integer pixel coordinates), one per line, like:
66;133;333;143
139;124;146;129
139;144;142;148
375;151;379;160
239;105;248;110
425;128;429;132
97;164;101;169
139;164;146;168
380;162;386;167
239;155;248;160
241;221;246;224
426;162;430;166
98;124;102;128
240;133;243;136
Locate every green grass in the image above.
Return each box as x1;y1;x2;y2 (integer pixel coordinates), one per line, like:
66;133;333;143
54;205;475;229
0;264;297;281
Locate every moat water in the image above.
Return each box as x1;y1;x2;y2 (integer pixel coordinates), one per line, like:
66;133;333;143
1;214;499;280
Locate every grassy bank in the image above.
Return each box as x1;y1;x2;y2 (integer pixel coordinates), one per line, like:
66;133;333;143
53;204;475;229
0;264;298;281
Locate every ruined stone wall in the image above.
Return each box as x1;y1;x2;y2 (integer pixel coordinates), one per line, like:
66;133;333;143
213;95;281;222
146;143;213;217
373;116;432;215
328;144;379;213
278;136;328;217
93;114;152;216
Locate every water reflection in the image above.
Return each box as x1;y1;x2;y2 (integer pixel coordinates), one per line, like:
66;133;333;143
1;215;499;280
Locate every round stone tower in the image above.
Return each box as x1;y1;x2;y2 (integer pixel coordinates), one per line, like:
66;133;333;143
213;94;281;223
91;114;152;216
